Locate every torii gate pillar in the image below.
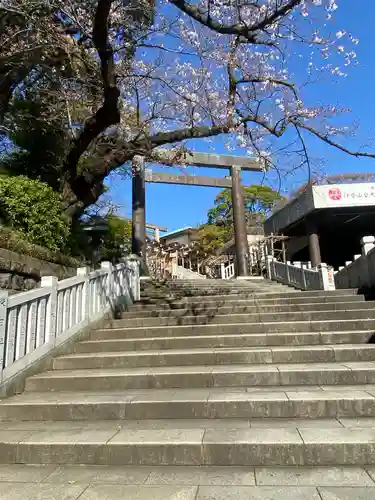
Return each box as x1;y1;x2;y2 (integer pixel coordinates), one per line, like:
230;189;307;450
231;165;249;277
132;155;147;272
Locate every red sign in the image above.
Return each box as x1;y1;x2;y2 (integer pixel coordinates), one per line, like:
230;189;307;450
328;188;342;201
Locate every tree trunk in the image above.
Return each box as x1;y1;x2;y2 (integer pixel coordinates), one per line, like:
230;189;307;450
61;176;107;220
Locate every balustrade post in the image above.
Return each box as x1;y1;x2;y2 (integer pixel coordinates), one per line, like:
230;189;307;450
318;263;336;291
0;291;8;380
266;255;276;280
101;261;114;306
77;267;90;323
361;236;375;287
220;263;226;279
301;263;307;290
285;261;291;284
41;276;58;344
136;259;141;300
361;236;375;256
126;259;140;301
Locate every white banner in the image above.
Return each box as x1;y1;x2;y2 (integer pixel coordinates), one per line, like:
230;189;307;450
313;183;375;208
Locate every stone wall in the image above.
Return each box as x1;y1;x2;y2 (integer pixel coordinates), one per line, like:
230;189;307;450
0;249;77;293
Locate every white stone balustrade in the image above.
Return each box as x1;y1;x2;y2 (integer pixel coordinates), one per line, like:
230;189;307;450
0;259;139;385
220;262;236;279
335;236;375;289
266;257;335;291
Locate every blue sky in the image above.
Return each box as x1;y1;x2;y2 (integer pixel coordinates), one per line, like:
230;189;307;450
108;1;375;234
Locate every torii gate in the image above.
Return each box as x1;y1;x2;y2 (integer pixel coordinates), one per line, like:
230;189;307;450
132;151;264;277
145;222;168;242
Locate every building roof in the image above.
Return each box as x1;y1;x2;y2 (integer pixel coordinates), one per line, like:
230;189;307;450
160;226;195;239
264;181;375;235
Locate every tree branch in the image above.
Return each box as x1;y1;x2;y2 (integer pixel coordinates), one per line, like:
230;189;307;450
0;46;69;122
293;120;375;160
236;76;297;96
170;0;303;41
62;0;120;193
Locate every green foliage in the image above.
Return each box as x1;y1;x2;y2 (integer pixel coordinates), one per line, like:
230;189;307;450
0;175;70;251
0;226;80;267
207;185;285;227
2;96;107;207
2;97;68;191
195;184;285;258
100;216;132;263
194;224;232;256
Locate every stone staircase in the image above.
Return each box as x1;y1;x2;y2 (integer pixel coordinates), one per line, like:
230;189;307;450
1;279;375;498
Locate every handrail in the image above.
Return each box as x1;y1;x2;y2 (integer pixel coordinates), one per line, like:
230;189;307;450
335;236;375;289
266;257;335;291
0;259;140;385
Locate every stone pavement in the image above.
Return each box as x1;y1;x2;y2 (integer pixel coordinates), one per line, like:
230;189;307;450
0;464;375;499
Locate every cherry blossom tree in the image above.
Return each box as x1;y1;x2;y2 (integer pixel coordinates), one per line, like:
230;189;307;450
1;0;374;219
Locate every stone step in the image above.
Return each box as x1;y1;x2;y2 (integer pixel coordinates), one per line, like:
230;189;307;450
1;464;375;500
91;318;375;339
55;345;375;370
166;282;276;287
4;425;375;466
143;287;292;295
143;279;269;286
166;282;276;288
4;413;375;429
3;389;375;421
147;280;281;285
141;290;357;302
76;331;374;352
122;300;373;318
158;289;295;295
132;294;364;310
139;289;358;301
24;361;375;392
110;308;375;328
144;285;275;292
0;414;358;430
163;287;289;293
167;287;292;292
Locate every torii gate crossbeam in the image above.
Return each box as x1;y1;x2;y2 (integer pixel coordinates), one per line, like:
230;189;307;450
145;170;234;188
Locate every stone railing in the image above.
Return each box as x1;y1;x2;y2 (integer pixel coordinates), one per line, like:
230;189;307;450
220;262;236;279
0;259;139;385
335;236;375;289
267;257;335;291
